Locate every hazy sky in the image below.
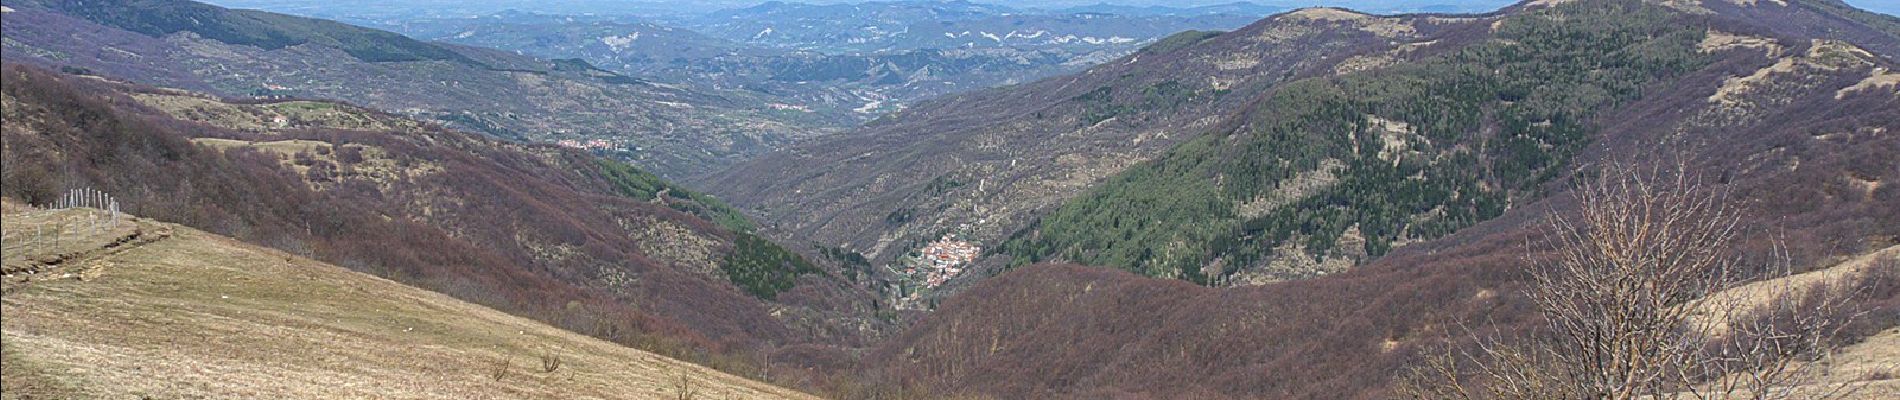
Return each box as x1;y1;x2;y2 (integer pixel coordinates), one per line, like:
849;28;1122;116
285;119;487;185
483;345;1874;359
1846;0;1897;15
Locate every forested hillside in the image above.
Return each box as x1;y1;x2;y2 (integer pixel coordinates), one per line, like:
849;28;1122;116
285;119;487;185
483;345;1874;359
705;7;1471;274
854;0;1900;397
1001;0;1710;283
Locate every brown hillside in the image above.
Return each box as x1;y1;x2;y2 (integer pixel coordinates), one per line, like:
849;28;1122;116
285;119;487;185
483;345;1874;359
0;63;885;380
0;206;818;400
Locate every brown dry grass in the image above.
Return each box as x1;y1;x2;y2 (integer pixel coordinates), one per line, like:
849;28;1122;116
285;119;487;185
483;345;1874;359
0;208;819;400
1822;328;1900;399
1692;246;1900;399
1692;246;1899;334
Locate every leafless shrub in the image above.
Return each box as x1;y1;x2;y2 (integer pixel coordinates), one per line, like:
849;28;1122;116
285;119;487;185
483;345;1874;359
1400;162;1868;400
337;145;366;164
489;355;512;382
540;351;563;374
673;371;700;400
291;151;319;166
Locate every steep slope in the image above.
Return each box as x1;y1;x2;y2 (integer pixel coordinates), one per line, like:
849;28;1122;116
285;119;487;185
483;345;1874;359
0;63;885;380
1001;1;1703;283
867;247;1897;399
998;0;1900;284
710;0;1899;295
706;7;1474;270
0;206;817;399
856;0;1900;398
0;0;835;177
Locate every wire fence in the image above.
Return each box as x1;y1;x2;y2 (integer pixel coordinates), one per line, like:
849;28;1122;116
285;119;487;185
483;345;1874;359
1;188;124;255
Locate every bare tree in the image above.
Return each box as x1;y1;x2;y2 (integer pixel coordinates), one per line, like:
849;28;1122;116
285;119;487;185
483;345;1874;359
1400;163;1867;400
674;370;701;400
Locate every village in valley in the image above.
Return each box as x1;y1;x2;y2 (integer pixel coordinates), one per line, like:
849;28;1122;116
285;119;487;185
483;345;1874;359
893;233;980;296
555;138;625;151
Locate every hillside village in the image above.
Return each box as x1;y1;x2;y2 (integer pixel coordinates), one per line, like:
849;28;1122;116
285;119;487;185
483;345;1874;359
897;235;980;291
5;0;1898;399
556;138;624;151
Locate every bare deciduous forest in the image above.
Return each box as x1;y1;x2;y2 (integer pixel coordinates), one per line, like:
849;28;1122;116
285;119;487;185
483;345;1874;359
0;64;869;387
4;0;1898;399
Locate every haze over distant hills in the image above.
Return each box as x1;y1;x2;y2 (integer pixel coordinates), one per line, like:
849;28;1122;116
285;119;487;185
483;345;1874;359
193;1;1297;126
5;0;1898;399
204;1;1512;19
0;0;857;178
375;6;1261;120
202;0;1897;22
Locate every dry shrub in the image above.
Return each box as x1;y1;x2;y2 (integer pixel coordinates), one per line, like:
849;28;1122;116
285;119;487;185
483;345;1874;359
540;350;563;374
673;371;700;400
1400;162;1870;400
489;355;512;382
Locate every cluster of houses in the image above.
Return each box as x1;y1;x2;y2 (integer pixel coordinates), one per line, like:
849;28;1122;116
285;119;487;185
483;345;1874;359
903;235;980;288
555;139;621;151
767;103;814;112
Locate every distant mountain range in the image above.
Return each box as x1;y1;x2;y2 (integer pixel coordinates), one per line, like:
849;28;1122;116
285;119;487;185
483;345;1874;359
676;0;1272;53
1;0;844;178
310;1;1280;123
1055;1;1288;16
4;1;1897;399
78;0;1303;171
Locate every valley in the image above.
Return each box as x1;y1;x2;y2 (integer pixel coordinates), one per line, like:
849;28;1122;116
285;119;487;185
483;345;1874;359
0;62;891;392
4;0;1898;399
712;0;1900;294
227;1;1287;132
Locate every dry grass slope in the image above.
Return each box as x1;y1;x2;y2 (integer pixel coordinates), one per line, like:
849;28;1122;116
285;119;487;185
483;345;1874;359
0;204;817;400
1695;246;1900;398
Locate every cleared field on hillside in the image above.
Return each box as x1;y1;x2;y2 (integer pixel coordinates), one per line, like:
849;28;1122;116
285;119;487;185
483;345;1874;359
0;206;817;400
